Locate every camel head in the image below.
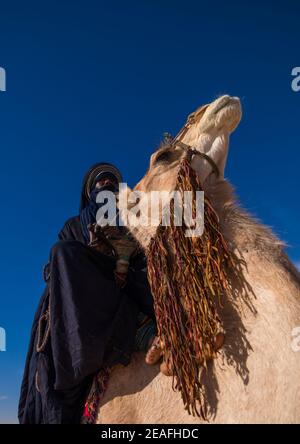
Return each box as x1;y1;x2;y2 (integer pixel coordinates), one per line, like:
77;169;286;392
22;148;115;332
118;95;242;248
135;95;242;194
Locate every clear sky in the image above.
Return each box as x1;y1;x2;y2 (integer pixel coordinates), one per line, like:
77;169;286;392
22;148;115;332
0;0;299;423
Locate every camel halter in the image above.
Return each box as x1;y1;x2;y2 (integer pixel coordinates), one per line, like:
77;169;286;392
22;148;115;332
173;140;220;179
165;106;221;179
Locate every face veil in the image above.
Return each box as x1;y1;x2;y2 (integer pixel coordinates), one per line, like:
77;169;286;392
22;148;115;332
79;162;123;211
79;163;123;242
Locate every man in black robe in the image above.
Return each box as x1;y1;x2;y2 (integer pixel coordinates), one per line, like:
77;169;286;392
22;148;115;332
18;163;161;424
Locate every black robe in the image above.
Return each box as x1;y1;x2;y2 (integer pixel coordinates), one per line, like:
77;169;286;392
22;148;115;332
18;216;154;424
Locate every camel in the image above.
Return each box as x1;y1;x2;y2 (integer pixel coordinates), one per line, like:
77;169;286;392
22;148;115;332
96;95;300;424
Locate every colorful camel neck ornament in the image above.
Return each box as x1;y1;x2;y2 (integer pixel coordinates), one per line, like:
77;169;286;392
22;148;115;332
146;152;237;418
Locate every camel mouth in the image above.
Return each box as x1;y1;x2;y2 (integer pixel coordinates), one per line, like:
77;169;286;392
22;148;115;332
212;95;239;114
199;95;242;134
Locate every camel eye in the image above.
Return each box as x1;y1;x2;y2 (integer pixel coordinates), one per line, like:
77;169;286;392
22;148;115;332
155;150;172;163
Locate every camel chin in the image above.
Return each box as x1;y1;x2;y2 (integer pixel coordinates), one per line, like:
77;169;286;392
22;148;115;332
199;95;242;135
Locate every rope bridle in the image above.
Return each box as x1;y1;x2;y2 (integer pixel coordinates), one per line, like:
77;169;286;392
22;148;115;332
173;140;220;179
166;106;220;179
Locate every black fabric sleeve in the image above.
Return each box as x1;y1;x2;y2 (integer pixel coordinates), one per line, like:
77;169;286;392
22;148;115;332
58;216;86;244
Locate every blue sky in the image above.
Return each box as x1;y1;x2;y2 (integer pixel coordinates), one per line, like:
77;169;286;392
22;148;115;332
0;0;299;423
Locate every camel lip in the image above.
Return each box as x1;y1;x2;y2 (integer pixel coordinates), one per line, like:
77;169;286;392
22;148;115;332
211;95;240;116
198;95;242;134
